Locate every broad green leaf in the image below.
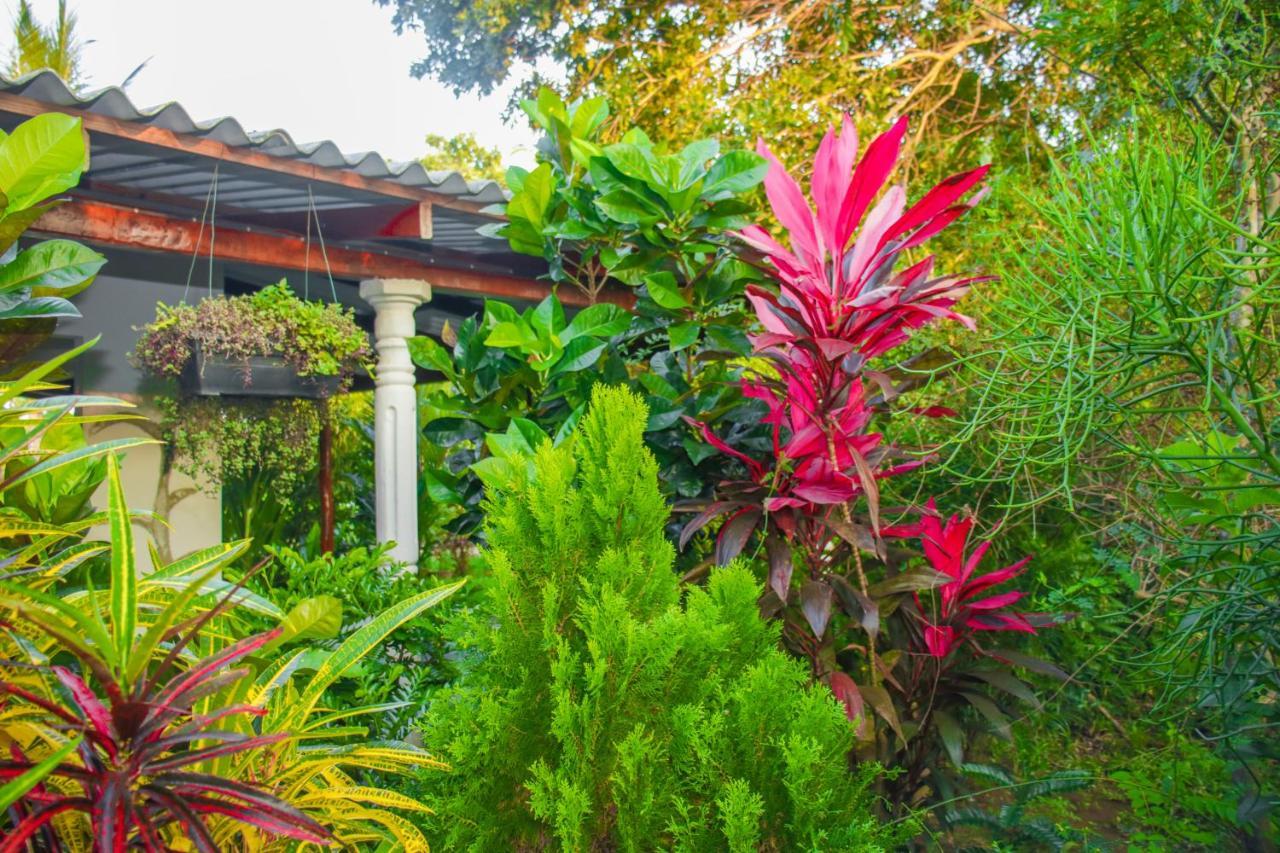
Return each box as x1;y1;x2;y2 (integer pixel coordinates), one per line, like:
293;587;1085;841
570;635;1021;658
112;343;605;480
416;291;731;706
484;321;533;349
550;337;607;375
105;454;136;669
407;335;454;374
603;143;657;183
291;580;466;723
668;321;700;351
505;162;556;232
0;295;79;321
0;239;106;296
483;299;521;326
703;150;769;199
0;113;88;212
564;303;630;341
677;138;719;189
422;469;461;504
530;294;566;337
594;188;662;225
570;96;609;138
643;272;690;309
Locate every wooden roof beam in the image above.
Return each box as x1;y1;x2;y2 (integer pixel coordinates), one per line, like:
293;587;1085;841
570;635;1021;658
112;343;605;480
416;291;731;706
31;198;632;309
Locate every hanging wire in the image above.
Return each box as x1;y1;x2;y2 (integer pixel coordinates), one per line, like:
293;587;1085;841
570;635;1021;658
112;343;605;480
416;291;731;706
307;186;338;303
182;163;220;304
207;164;218;297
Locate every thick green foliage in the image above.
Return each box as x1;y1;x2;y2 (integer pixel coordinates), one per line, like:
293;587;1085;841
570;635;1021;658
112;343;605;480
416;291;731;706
422;385;895;850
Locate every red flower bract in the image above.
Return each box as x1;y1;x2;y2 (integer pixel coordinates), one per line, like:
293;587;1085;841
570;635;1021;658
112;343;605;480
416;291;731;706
883;499;1041;658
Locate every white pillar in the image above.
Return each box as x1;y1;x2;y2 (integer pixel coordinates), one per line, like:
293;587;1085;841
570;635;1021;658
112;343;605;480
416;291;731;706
359;278;432;570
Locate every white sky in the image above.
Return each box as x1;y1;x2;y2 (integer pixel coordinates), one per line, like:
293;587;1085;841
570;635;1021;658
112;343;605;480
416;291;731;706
10;0;541;168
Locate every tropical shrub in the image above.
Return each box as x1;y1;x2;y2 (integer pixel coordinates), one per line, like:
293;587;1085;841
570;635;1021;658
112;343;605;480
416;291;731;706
411;88;769;539
0;451;464;849
682;115;1063;809
419;384;904;850
0;112;105;374
243;543;478;740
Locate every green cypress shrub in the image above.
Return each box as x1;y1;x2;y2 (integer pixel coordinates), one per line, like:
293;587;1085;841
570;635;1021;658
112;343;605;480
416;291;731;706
421;384;898;851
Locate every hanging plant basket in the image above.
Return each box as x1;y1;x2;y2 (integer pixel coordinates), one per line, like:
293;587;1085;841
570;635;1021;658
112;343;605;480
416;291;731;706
180;341;343;399
133;281;371;401
131;281;372;492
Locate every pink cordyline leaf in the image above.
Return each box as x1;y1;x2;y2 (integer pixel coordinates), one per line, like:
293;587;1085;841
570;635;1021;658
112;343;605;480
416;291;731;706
885;502;1049;658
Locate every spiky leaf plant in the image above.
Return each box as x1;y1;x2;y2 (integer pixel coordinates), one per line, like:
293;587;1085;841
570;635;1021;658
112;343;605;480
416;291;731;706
420;384;903;851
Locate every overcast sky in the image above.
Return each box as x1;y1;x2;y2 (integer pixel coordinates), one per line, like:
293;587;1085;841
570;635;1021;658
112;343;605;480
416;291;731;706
11;0;540;167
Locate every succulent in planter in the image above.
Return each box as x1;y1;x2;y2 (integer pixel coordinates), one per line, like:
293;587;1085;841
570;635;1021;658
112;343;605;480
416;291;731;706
132;282;372;497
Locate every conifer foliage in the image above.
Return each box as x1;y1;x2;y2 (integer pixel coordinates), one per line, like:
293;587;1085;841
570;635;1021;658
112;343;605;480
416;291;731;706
421;385;900;851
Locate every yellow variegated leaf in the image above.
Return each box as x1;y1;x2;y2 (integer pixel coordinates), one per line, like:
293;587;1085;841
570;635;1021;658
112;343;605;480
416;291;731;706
295;785;434;814
342;807;431;853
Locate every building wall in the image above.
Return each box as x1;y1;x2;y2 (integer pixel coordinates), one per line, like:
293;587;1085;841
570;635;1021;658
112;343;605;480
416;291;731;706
59;250;227;566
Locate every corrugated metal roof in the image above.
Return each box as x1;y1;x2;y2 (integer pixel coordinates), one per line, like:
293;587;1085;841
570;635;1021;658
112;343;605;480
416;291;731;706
0;69;508;205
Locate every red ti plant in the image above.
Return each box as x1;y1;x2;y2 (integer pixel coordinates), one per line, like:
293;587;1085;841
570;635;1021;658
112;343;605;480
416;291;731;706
686;113;991;647
0;572;330;851
685;115;1062;806
883;499;1048;659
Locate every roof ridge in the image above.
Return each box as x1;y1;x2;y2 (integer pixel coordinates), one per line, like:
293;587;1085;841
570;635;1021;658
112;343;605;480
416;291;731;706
0;69;510;204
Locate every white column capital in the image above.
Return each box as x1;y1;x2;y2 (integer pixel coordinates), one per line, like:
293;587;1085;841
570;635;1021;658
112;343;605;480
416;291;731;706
360;278;432;571
359;278;433;306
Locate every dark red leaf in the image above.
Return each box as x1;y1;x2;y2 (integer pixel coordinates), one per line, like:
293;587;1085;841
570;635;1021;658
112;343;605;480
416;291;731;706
800;579;833;637
715;508;761;566
765;536;793;602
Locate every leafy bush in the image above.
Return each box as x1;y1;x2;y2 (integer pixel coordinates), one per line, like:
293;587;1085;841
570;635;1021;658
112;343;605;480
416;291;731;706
245;544;479;740
412;88;769;539
419;384;904;850
0;112;106;374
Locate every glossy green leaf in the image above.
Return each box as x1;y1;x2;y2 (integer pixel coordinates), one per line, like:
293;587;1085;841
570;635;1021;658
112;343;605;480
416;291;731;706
0;113;88;212
0;239;106;296
644;271;690;309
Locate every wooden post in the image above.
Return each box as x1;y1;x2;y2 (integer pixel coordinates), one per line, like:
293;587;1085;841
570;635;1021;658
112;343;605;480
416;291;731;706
318;401;335;554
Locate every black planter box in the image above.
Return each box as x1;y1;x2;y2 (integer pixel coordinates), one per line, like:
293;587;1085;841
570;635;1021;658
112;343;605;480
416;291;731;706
179;342;341;400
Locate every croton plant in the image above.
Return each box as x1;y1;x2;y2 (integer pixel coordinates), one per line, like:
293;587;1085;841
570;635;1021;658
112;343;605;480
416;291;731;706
686;114;1063;807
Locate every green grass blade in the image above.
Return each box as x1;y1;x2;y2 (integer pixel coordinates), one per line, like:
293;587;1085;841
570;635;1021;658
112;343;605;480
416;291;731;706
105;454;136;671
0;735;82;810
